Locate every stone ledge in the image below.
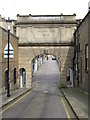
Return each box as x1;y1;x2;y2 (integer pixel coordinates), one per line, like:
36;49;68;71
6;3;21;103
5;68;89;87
18;43;74;47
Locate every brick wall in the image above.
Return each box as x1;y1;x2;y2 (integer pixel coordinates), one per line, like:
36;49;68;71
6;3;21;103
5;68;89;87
74;12;89;92
0;27;19;93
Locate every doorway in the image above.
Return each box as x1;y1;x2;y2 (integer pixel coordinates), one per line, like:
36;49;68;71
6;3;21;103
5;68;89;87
5;70;8;90
19;68;26;88
67;68;73;87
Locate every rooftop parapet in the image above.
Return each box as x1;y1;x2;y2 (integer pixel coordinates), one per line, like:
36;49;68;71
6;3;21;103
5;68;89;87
0;15;6;22
16;13;76;24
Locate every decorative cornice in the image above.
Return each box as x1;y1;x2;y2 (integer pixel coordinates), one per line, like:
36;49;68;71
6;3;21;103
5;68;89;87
16;21;77;25
18;43;74;47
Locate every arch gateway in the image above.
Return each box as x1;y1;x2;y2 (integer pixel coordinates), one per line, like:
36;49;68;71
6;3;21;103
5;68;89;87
15;14;77;88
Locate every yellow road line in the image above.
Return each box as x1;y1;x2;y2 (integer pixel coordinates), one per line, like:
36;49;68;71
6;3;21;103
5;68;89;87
61;97;71;120
0;90;31;115
58;90;71;120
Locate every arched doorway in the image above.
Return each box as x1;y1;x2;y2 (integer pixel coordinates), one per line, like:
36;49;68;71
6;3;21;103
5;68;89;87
19;68;26;88
13;68;16;84
67;68;73;87
4;70;8;90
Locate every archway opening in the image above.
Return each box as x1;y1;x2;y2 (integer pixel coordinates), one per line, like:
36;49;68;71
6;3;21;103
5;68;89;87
13;68;16;84
19;68;26;88
66;68;73;87
4;70;8;90
31;54;61;89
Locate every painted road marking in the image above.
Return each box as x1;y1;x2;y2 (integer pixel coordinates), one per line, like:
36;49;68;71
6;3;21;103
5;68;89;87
58;90;71;120
44;90;48;93
1;87;71;120
0;90;32;115
61;97;71;120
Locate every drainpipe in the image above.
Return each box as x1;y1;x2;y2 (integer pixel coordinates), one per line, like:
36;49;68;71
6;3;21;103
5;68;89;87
77;30;79;86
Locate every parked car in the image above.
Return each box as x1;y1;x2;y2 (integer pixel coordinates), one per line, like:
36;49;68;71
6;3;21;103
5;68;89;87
52;56;56;60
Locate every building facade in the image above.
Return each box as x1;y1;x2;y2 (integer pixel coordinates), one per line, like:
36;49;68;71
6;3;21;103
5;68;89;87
0;11;89;93
0;15;16;35
0;27;19;93
15;14;77;88
73;11;90;93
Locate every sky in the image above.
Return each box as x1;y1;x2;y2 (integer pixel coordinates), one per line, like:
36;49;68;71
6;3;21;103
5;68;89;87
0;0;90;20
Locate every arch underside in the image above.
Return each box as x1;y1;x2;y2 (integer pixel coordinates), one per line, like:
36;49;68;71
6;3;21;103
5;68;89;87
19;45;74;88
16;15;76;88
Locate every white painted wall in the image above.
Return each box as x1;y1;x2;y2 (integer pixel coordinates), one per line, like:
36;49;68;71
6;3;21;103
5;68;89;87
20;74;23;88
34;58;38;73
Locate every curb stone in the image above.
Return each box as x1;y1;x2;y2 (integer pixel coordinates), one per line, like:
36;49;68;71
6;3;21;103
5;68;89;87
61;89;80;120
1;87;33;109
2;88;31;108
1;83;36;108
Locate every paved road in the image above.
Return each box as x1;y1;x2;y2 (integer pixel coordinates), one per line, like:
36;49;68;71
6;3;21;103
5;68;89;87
2;57;76;118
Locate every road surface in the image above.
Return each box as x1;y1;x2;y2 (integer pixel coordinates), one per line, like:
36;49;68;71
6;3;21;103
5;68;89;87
2;57;76;118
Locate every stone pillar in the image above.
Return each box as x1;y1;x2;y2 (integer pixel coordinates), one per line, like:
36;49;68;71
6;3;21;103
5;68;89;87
60;60;73;87
26;61;32;88
60;62;67;87
0;28;2;119
59;46;74;87
43;55;45;63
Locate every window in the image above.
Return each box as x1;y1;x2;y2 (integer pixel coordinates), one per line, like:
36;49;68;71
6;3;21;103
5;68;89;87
73;58;74;70
13;27;16;35
78;34;80;52
85;44;88;72
75;63;78;80
14;68;16;84
74;32;76;57
5;70;8;90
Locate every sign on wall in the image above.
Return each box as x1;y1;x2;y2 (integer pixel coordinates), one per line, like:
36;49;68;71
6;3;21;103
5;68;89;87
4;43;14;59
32;28;60;43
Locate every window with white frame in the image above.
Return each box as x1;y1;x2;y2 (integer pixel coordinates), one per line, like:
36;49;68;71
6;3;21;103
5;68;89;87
85;44;88;72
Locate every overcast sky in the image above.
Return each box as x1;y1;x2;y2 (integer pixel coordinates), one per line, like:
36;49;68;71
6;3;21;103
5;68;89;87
0;0;89;20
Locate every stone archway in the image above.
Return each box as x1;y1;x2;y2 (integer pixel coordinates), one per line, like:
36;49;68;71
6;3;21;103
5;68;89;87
18;45;74;88
17;14;76;89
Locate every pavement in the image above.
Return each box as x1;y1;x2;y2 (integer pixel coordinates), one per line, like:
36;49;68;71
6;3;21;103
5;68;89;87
61;87;89;119
0;58;89;119
1;87;32;108
2;58;75;118
1;86;89;119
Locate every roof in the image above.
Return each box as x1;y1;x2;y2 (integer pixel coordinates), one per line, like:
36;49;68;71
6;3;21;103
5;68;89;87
76;11;90;31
